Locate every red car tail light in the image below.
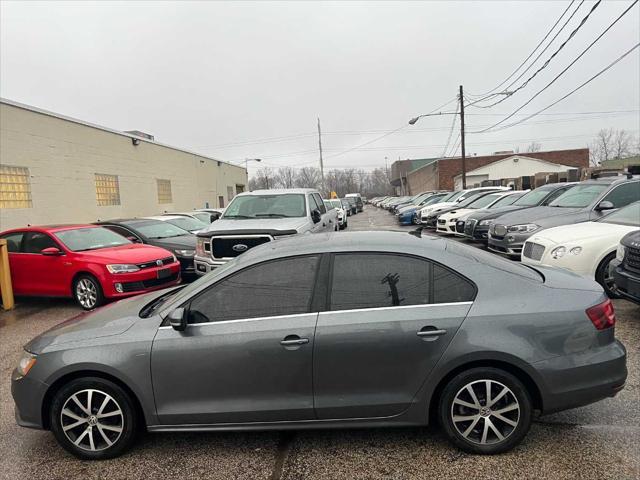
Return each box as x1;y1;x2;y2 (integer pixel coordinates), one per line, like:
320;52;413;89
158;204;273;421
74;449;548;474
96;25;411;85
586;299;616;330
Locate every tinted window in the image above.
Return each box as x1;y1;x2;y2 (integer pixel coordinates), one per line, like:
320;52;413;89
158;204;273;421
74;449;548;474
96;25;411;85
187;256;319;323
491;193;522;208
24;232;59;253
103;225;139;240
129;220;188;239
433;264;476;303
164;217;207;232
330;253;431;310
1;232;24;252
601;182;640;208
514;186;558;206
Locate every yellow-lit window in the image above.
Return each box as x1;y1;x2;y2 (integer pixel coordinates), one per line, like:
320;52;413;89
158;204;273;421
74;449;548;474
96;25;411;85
95;173;121;206
157;179;172;204
0;165;33;209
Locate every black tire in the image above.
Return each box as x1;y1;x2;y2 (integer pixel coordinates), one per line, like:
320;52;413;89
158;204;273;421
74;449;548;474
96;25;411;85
595;252;622;299
73;274;105;310
50;377;138;460
438;367;532;455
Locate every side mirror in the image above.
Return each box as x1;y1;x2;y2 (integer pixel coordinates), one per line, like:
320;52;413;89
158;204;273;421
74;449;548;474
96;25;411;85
127;236;140;243
41;247;63;256
311;209;321;224
168;307;187;331
595;200;615;211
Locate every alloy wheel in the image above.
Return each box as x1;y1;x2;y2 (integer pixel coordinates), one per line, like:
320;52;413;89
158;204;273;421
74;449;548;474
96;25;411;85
76;278;98;309
60;389;124;452
603;258;619;295
450;379;520;445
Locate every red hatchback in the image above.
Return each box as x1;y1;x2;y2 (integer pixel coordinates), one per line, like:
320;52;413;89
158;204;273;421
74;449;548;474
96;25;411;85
0;225;181;309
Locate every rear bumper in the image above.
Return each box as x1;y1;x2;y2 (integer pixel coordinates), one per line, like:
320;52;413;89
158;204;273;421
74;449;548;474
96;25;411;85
613;262;640;304
535;339;627;415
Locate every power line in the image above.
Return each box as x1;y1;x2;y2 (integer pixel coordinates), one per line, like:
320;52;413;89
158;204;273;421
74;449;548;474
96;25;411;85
472;0;603;110
468;0;577;97
478;42;640;133
473;1;639;133
440;102;459;158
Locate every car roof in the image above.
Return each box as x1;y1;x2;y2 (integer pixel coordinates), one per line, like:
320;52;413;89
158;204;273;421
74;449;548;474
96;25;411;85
1;224;97;234
145;215;188;221
95;218;163;226
579;175;639;186
241;188;317;195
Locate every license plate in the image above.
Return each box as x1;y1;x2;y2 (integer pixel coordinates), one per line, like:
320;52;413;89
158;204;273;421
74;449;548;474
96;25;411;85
157;268;172;279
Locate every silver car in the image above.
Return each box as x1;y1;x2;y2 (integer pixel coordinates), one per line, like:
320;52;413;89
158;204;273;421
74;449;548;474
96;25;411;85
12;232;626;459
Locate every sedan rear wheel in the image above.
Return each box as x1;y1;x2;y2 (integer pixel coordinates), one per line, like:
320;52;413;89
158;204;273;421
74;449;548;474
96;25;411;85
439;367;532;454
50;377;137;460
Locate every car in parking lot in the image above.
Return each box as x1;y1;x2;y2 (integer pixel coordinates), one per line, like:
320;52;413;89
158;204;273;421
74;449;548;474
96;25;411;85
488;175;640;258
95;218;198;279
420;187;511;226
148;215;208;234
462;183;576;242
324;199;348;229
613;229;640;304
0;225;180;309
344;197;358;214
163;211;217;225
345;193;364;212
396;192;449;225
11;231;626;459
194;188;334;275
521;202;640;298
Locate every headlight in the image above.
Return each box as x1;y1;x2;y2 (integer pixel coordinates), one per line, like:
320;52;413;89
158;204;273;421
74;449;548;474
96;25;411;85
479;219;494;226
450;218;457;222
507;223;539;233
551;246;566;259
175;249;195;257
106;264;140;274
16;351;37;377
616;244;626;261
196;238;206;256
570;246;582;255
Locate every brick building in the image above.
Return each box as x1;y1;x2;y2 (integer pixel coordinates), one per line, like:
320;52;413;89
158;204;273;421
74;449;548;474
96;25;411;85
403;148;589;193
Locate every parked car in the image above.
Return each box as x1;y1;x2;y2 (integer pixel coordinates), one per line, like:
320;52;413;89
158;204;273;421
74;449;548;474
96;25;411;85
453;191;527;236
194;208;224;223
0;225;180;309
11;231;626;460
164;211;218;224
613;229;640;304
95;219;197;278
345;193;364;212
462;183;576;242
324;198;348;229
194;188;334;275
521;202;640;298
422;188;508;228
391;192;435;213
340;198;353;216
488;175;640;258
396;193;449;226
148;215;208;234
436;191;525;235
420;187;511;226
344;197;358;215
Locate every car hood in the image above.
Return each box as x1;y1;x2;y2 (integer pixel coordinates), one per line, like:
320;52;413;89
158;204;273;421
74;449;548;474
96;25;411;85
528;221;637;245
421;201;456;213
492;206;583;226
197;217;308;236
24;289;174;354
148;234;196;250
439;208;475;220
75;244;173;263
466;204;530;221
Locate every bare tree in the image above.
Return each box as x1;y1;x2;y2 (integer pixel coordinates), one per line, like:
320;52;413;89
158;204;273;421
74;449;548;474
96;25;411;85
525;141;542;153
590;128;636;166
275;166;296;188
295;167;321;189
250;167;276;190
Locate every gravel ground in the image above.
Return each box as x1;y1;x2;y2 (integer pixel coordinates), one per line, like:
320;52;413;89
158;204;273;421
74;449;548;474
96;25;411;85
1;206;638;480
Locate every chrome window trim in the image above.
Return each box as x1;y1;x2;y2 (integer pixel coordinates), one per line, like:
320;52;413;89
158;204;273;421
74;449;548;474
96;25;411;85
157;301;473;330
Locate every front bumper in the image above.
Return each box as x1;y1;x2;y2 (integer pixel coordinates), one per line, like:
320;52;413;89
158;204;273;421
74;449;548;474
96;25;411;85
12;368;49;430
613;261;640;304
104;262;182;298
436;218;457;234
487;230;533;257
535;339;627;415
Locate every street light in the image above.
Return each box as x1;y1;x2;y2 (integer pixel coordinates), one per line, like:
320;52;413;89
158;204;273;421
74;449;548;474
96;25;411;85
245;158;262;171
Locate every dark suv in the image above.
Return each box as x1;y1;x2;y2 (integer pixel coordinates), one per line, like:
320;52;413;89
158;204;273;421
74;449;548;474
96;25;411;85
488;176;640;258
613;230;640;304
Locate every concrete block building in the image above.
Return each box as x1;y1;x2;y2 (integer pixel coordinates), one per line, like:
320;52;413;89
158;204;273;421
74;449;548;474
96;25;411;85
0;99;247;231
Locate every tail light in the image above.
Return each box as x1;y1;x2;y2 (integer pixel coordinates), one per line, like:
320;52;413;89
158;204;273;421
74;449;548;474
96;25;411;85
586;299;616;330
196;237;206;257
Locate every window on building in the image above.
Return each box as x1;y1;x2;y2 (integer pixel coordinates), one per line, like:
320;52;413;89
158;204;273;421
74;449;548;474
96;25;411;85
218;196;225;208
236;184;245;194
95;173;121;206
0;165;32;209
227;186;234;201
157;179;172;204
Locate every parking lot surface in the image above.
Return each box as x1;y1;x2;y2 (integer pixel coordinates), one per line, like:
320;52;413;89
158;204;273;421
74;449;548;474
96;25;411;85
1;207;638;480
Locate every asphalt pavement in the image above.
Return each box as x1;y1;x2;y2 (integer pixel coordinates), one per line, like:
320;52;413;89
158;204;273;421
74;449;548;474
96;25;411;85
1;206;638;480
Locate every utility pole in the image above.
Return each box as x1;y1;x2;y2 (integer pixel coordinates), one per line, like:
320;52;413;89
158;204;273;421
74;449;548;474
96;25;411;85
459;85;467;189
317;117;325;194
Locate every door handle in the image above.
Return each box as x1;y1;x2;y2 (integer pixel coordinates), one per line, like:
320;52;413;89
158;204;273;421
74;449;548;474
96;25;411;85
417;328;447;338
280;336;309;346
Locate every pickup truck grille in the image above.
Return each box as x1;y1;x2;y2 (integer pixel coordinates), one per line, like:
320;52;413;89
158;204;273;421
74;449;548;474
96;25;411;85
210;235;272;259
522;242;545;261
624;246;640;273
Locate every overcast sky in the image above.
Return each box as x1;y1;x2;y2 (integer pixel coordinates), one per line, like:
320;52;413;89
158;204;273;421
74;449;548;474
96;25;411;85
1;0;639;174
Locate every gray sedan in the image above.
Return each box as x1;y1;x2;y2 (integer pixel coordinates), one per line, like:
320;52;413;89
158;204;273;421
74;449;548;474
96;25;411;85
11;231;626;459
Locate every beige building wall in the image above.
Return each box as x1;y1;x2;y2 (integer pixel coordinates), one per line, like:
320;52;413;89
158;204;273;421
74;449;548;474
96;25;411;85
0;101;247;230
406;162;438;194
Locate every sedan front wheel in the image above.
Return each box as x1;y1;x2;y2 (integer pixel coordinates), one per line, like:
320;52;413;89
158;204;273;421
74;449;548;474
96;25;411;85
439;367;532;454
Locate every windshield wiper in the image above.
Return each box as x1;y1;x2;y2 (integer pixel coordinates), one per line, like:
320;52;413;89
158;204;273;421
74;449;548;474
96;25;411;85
223;215;253;219
75;245;106;251
254;213;295;218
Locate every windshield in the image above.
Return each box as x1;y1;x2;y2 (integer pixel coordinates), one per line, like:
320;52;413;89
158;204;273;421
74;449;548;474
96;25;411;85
491;192;523;208
329;200;342;209
457;192;493;208
164;217;208;232
599;202;640;226
468;193;502;209
435;192;456;202
514;186;556;206
421;194;447;206
55;227;131;251
448;191;465;202
223;193;306;218
134;221;190;239
549;184;608;208
192;212;213;223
